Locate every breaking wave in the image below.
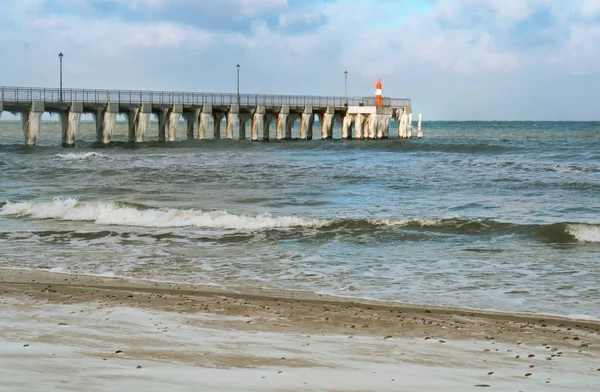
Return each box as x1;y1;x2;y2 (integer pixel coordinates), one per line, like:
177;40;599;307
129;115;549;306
0;198;326;230
0;198;598;243
55;152;109;161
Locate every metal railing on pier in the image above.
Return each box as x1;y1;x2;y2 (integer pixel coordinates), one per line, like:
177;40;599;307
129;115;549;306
0;86;411;108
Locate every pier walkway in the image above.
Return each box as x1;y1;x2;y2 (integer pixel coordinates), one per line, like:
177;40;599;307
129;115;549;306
0;86;416;146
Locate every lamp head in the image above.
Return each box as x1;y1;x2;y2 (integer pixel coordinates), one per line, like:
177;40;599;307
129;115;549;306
58;52;64;61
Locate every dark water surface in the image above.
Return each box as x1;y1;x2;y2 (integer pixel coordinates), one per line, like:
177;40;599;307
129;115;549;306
1;120;599;318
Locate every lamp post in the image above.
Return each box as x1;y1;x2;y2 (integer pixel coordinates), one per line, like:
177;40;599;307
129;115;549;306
58;52;64;102
344;70;348;106
236;63;240;105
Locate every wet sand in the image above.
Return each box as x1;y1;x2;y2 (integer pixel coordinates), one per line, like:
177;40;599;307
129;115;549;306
1;269;599;391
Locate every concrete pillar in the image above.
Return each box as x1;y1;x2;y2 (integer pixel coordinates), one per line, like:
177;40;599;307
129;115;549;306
168;104;182;142
355;113;366;139
397;108;406;139
213;112;224;139
184;110;199;140
22;101;44;146
417;113;423;138
375;114;391;139
300;106;314;140
198;105;212;140
226;104;240;140
265;114;275;140
276;106;289;140
60;102;82;147
157;108;168;141
95;103;118;145
286;113;298;139
407;109;413;138
127;108;140;142
365;114;376;139
239;113;250;140
321;107;334;139
252;105;266;141
342;114;353;139
128;103;151;143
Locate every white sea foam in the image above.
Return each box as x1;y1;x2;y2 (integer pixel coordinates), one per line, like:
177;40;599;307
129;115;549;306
0;198;327;230
55;152;108;161
566;224;600;243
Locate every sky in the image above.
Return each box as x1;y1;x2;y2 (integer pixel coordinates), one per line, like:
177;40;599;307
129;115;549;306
1;0;600;120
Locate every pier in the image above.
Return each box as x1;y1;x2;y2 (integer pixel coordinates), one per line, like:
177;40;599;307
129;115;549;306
0;86;416;146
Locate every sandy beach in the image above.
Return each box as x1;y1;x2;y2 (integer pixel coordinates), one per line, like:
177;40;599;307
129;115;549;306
1;269;599;391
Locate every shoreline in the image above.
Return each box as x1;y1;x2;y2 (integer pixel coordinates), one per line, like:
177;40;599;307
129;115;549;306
2;269;600;391
2;267;599;326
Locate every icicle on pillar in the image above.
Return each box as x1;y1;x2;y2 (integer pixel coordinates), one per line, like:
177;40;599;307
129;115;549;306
320;107;335;139
397;108;407;139
299;106;314;140
128;103;151;143
276;106;290;140
355;113;366;139
417;113;423;138
95;103;118;145
198;104;212;140
22;101;44;146
226;104;240;140
126;108;140;142
342;114;353;139
167;104;183;142
374;107;393;139
60;102;83;147
252;105;266;141
407;109;413;138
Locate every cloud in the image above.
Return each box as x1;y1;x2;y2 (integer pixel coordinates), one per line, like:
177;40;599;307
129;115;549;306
1;0;600;120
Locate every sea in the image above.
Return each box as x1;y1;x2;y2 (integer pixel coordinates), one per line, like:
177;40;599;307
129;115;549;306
0;119;599;318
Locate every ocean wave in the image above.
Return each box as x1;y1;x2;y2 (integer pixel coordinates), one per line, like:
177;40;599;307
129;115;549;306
55;152;109;161
0;198;326;230
1;198;598;243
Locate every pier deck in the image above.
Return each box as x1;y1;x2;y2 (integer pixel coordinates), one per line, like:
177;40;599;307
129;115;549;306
0;86;416;146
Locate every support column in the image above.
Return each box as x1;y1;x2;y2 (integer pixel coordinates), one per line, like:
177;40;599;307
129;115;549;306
397;108;406;139
320;107;334;139
157;108;168;141
95;103;117;145
226;104;240;140
265;114;275;140
184;109;199;140
417;113;423;138
128;103;151;143
60;102;82;147
407;109;413;138
239;113;250;140
300;106;314;140
366;114;376;139
198;105;212;140
127;108;140;142
213;112;224;139
378;115;391;139
355;113;365;139
22;101;44;146
252;105;266;141
276;106;289;140
167;104;182;142
286;113;298;139
342;114;353;139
